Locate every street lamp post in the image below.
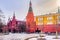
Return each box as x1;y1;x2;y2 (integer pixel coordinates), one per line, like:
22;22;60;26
55;20;58;39
53;15;59;39
54;0;60;38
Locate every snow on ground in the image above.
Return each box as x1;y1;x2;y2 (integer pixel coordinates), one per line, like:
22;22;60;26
0;33;60;40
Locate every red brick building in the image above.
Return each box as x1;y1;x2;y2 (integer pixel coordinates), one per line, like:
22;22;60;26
7;13;26;33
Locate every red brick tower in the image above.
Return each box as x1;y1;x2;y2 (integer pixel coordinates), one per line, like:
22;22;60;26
26;1;35;32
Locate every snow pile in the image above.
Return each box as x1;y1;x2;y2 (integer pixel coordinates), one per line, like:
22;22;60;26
0;33;60;40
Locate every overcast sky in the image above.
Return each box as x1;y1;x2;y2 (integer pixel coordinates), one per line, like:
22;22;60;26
0;0;58;23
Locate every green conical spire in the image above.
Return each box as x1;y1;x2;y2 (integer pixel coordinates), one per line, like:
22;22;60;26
28;0;33;12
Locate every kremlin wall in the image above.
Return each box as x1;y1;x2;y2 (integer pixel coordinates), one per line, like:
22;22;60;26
0;1;60;33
